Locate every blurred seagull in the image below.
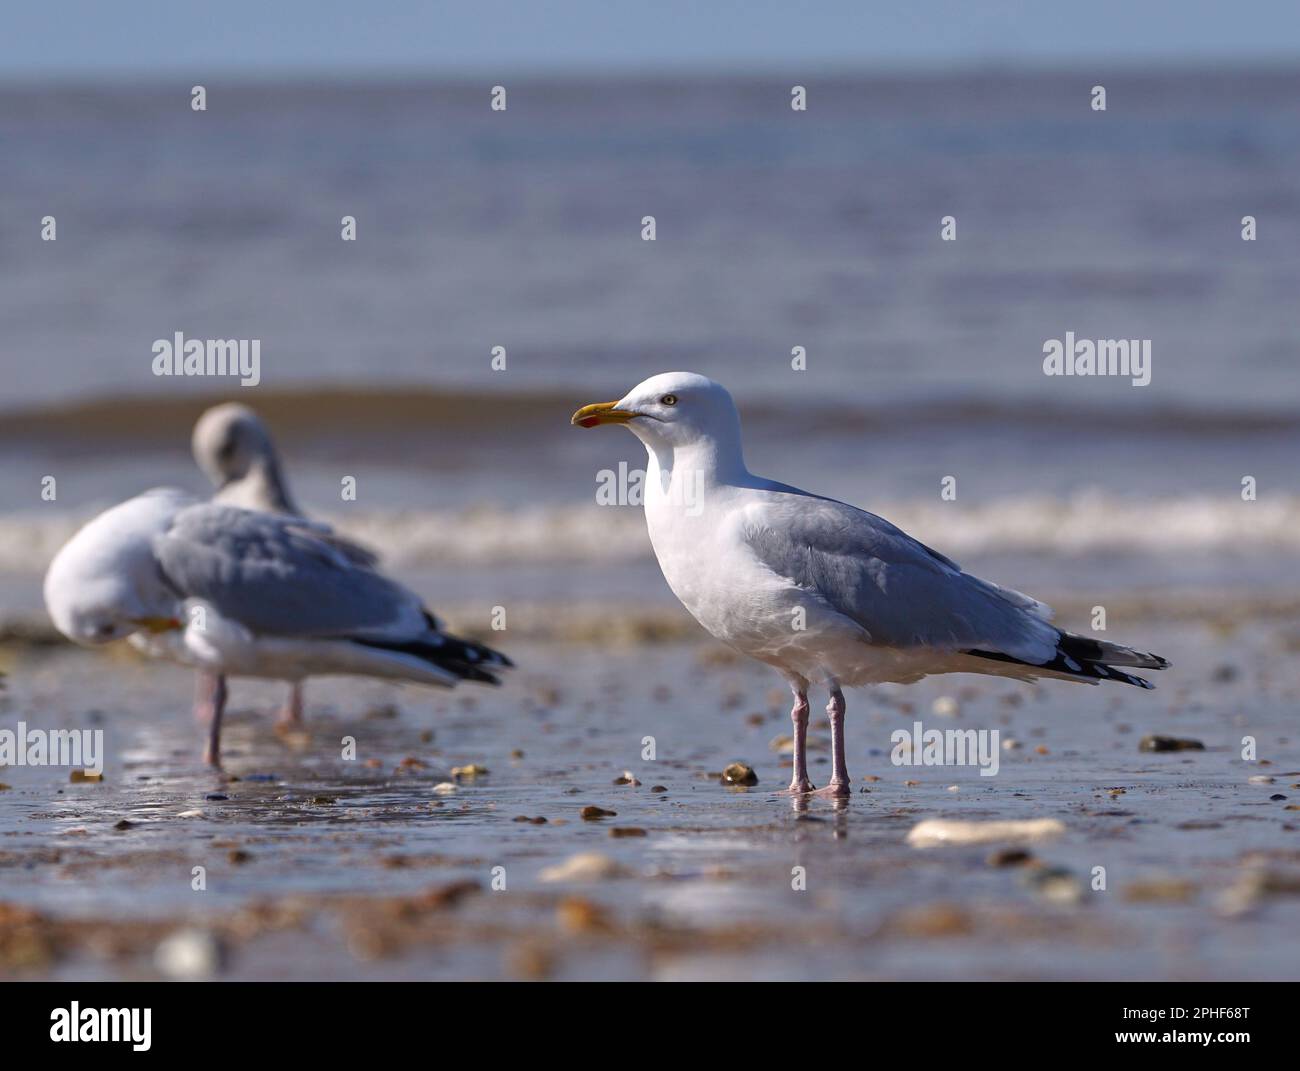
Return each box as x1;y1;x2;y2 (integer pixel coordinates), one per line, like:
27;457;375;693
192;402;298;514
190;403;357;727
44;489;511;766
573;372;1168;798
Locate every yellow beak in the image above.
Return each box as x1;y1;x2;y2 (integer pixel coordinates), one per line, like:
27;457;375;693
571;401;635;428
130;616;182;634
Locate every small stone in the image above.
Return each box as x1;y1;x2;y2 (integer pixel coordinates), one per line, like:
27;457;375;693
310;795;336;805
1124;878;1197;903
155;929;225;980
931;696;960;718
0;783;11;791
227;849;252;864
451;764;488;781
580;806;617;820
609;827;647;838
1139;735;1205;753
1002;738;1022;751
432;782;457;795
112;819;134;831
1034;745;1050;755
69;770;104;783
612;771;641;786
1271;794;1288;801
986;848;1034;867
946;785;960;792
650;785;667;793
1024;866;1084;904
176;809;204;819
721;762;758;787
907;818;1066;848
555;896;611;933
538;851;626;882
1249;775;1275;784
204;793;228;801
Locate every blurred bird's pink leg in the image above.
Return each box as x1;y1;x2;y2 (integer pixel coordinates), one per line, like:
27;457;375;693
194;672;227;768
813;686;851;798
276;682;304;726
778;684;814;794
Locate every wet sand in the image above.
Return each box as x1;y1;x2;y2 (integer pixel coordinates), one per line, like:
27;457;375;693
2;612;1299;981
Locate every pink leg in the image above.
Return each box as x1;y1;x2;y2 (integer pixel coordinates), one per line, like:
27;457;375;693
778;685;813;794
276;682;304;726
194;671;227;768
813;686;851;798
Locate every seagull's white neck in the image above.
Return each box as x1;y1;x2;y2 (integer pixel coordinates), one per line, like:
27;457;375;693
640;433;750;501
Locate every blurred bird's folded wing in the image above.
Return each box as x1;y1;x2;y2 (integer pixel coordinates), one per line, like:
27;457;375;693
152;503;425;641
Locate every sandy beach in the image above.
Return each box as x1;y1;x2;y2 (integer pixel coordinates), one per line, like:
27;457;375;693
3;599;1298;981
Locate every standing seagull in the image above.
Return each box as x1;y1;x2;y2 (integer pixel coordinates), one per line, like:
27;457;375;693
44;489;511;766
572;373;1168;798
191;403;325;727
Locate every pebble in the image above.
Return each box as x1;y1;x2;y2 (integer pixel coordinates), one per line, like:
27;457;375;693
931;696;960;718
155;929;225;981
721;762;758;786
580;806;617;820
1023;866;1084;904
512;815;547;824
432;782;457;795
650;785;667;793
906;818;1066;848
1123;878;1197;903
1139;735;1205;752
176;809;204;819
451;764;488;781
112;819;134;831
1248;775;1275;784
69;770;104;783
612;771;641;786
609;827;647;838
204;793;228;801
538;852;626;882
556;896;611;933
986;848;1034;867
227;849;252;864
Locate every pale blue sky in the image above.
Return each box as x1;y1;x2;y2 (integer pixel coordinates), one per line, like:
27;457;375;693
3;0;1299;81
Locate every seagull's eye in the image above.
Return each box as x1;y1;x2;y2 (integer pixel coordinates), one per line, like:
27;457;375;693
660;394;678;407
217;439;236;460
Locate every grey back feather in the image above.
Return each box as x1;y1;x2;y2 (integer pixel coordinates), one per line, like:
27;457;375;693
153;503;423;640
742;493;1058;663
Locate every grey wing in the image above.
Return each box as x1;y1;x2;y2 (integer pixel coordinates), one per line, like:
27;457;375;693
153;504;425;639
742;492;1059;663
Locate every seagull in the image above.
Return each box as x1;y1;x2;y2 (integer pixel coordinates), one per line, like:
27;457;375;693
572;372;1168;798
43;488;511;766
190;403;314;726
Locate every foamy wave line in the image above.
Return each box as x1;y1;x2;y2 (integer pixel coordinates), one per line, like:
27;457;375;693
1;493;1295;574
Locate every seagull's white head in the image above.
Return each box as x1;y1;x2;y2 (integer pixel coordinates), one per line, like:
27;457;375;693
192;403;277;490
570;372;744;457
43;490;189;646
